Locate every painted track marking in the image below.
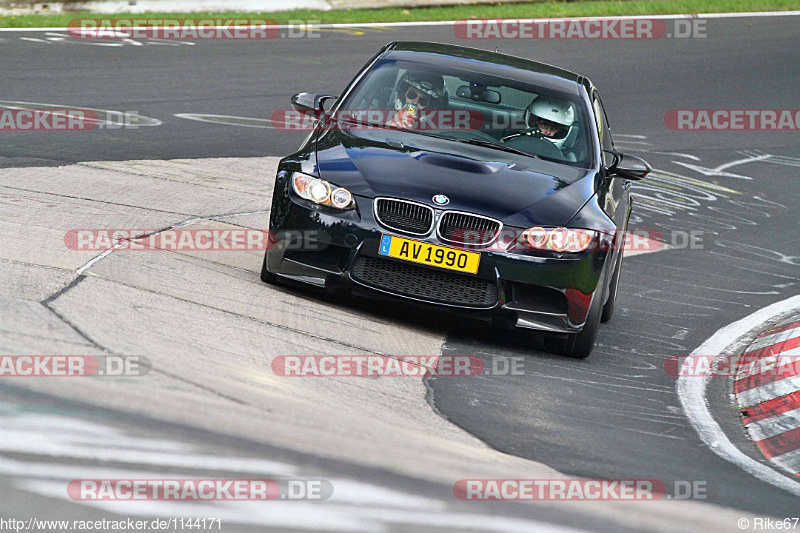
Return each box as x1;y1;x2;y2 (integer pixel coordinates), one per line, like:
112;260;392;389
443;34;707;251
676;295;800;495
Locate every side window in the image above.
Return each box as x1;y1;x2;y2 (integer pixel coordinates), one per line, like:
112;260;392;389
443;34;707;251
593;94;614;167
592;98;604;142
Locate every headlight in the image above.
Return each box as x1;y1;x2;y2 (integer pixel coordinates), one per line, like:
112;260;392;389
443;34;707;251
291;172;355;210
330;187;353;209
517;227;599;253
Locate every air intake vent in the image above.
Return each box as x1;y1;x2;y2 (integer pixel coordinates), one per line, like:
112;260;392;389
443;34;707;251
374;198;434;236
351;256;497;308
438;211;502;245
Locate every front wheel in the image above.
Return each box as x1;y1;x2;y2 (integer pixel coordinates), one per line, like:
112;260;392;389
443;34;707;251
544;289;603;359
601;250;623;323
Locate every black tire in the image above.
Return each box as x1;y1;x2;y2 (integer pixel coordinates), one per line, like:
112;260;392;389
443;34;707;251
563;289;603;359
601;251;623;323
260;251;277;284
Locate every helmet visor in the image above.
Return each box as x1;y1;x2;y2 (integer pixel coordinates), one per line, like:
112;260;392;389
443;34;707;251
536;116;569;139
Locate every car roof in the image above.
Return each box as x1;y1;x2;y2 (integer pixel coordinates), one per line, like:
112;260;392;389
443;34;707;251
382;41;587;95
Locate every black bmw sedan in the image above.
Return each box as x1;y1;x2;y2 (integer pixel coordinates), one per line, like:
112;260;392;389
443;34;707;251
262;41;650;358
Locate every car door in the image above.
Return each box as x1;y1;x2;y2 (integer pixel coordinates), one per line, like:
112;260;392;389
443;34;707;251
592;93;630;236
592;92;631;287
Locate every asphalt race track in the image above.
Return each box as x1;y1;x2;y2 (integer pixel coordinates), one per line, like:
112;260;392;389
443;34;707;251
1;14;799;532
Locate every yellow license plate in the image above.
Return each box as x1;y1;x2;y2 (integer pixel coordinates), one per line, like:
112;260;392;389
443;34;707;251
378;234;480;274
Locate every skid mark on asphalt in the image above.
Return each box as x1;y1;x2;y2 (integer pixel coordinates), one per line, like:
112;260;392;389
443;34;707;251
630;167;742;222
739;150;800;168
431;148;798;449
618;148;798;446
673;154;769;179
651;261;794;288
617;139;792;235
720;258;800;282
630;282;748;305
13;32;195;47
714;240;800;267
629;290;722;311
630;269;780;296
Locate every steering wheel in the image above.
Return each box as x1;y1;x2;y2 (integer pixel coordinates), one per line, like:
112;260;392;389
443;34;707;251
442;129;498;142
501;133;565;159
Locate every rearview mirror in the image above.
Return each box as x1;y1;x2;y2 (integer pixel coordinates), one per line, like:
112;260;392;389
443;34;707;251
456;85;501;104
290;92;338;117
604;150;651;180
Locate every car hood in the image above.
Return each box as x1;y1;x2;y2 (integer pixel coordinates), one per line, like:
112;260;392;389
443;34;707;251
314;124;596;227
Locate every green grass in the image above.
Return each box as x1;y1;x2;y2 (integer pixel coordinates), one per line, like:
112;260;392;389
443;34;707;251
1;0;799;28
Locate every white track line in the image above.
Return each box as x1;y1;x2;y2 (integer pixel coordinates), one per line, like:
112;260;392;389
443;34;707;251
746;407;800;441
771;448;800;473
746;326;800;352
676;294;800;496
737;375;800;408
735;347;800;380
2;10;800;32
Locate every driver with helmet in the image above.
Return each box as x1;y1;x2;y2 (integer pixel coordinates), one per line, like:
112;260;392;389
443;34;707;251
501;96;575;151
386;70;445;129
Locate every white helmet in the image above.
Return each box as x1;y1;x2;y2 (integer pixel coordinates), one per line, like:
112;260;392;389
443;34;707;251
524;97;575;149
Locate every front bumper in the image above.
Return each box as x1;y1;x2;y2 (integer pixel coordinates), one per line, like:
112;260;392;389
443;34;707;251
266;190;612;334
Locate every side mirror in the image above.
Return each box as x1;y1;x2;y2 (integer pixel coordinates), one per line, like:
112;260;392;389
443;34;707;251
604;150;651;180
290;92;338;117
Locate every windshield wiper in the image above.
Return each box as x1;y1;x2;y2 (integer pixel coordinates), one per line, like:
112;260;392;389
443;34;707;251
451;138;538;159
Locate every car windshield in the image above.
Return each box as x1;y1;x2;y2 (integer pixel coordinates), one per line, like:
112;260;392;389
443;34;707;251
337;59;593;167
